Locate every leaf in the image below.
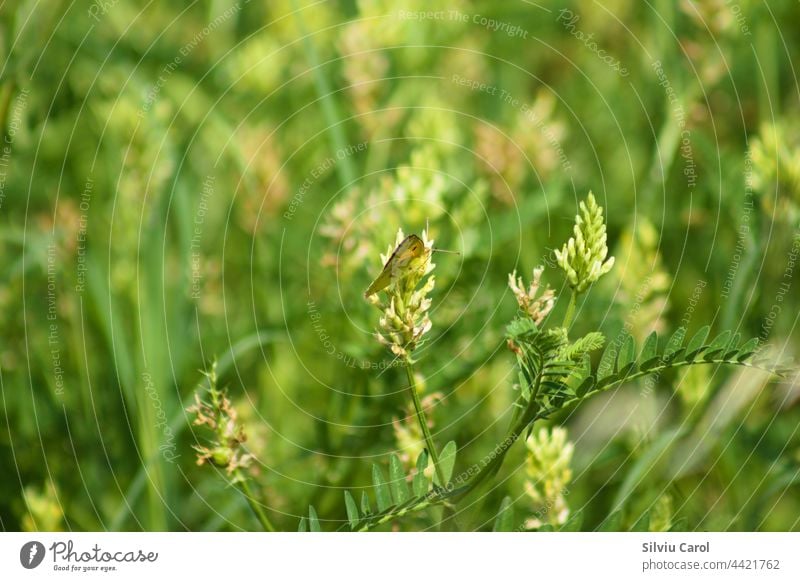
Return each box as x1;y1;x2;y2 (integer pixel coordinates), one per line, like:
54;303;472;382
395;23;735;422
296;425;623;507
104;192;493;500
493;496;514;532
597;342;617;380
518;370;531;401
663;327;686;360
639;331;659;368
560;508;583;531
616;334;636;375
360;491;372;516
725;332;742;357
372;464;393;512
684;325;710;360
344;491;359;530
308;505;321;532
433;441;458;486
569;354;592;395
736;337;761;361
413;450;429;497
562;331;605;360
506;317;538;341
389;454;411;504
702;330;731;360
576;376;595;397
297;517;307;532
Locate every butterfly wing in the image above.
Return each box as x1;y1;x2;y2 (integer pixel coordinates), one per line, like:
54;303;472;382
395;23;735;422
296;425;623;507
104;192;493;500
364;263;393;297
364;235;423;297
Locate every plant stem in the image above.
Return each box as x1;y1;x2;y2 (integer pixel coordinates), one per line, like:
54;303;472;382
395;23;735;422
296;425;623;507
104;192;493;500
239;477;276;532
562;290;578;328
405;361;447;487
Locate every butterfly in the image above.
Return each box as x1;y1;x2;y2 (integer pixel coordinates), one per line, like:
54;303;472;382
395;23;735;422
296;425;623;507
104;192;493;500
364;234;427;298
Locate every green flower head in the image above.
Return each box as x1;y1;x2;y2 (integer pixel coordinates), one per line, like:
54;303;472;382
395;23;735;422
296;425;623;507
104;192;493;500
555;192;615;293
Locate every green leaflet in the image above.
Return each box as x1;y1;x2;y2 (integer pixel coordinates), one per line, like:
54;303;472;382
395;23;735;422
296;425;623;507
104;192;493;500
372;464;393;512
493;496;514;532
597;342;617;380
344;491;359;530
360;491;372;516
308;505;321;532
567;354;592;395
413;450;430;497
617;334;636;375
434;441;458;487
389;454;411;504
639;331;659;368
664;327;686;359
736;337;761;361
702;330;731;360
684;325;710;360
725;332;742;357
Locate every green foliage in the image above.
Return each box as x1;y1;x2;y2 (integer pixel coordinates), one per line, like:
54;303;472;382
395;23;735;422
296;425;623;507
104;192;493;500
433;441;458;487
335;449;443;532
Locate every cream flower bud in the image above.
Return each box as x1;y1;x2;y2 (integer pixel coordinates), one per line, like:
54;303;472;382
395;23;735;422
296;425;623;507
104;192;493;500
555;192;615;293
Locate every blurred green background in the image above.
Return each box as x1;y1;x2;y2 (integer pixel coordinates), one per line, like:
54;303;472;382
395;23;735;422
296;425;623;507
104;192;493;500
1;0;799;531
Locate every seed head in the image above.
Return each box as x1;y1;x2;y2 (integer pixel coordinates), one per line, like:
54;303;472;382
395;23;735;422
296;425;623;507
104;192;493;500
187;362;254;482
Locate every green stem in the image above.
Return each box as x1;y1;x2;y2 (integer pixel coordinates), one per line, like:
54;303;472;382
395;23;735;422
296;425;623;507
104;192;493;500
405;361;447;487
239;477;276;532
562;290;578;328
